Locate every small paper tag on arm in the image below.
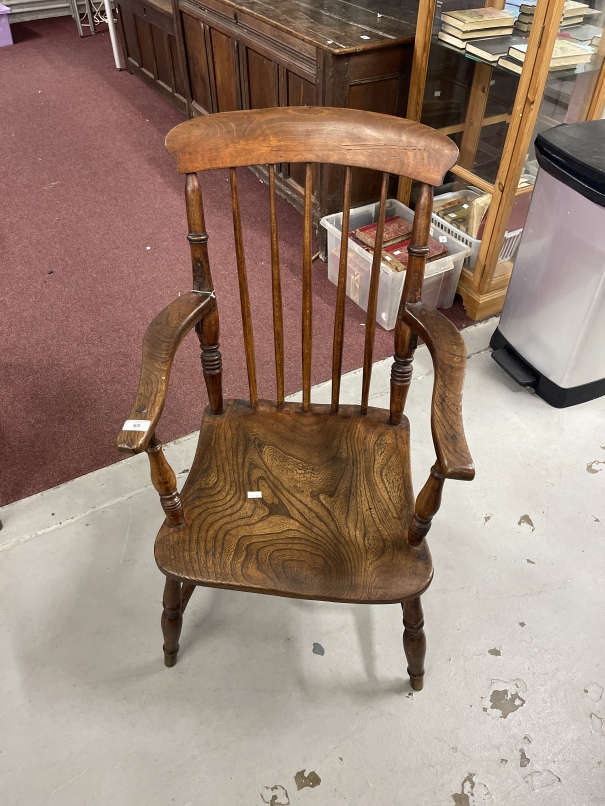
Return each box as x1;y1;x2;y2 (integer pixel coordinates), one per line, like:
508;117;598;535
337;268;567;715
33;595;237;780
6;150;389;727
247;491;262;499
123;419;151;432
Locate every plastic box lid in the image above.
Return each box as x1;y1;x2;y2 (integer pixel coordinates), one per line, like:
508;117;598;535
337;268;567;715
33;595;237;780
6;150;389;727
535;119;605;208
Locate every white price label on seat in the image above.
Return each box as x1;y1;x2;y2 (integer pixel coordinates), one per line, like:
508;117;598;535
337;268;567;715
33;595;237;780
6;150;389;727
248;491;263;499
123;419;151;432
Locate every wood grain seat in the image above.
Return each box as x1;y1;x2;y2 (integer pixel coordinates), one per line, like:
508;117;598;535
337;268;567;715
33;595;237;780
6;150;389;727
155;400;432;603
116;107;475;691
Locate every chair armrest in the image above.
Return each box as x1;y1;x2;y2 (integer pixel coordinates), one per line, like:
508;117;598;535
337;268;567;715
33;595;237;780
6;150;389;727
116;291;215;455
403;301;475;481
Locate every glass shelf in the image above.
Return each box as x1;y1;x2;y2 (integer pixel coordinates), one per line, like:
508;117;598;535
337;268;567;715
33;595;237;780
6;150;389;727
432;35;604;81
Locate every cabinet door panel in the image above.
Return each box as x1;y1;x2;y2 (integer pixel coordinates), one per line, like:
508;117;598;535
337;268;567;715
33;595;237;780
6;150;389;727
287;71;316;107
210;28;239;112
170;33;188;99
121;6;141;66
134;15;156;78
182;12;212;114
246;49;279;110
348;79;398;115
286;71;317;188
152;26;174;91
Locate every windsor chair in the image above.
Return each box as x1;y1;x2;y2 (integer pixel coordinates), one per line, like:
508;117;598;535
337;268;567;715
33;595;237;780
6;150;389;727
116;106;474;691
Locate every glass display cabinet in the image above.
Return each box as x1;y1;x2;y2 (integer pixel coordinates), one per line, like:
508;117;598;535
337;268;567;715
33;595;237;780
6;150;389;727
399;0;605;319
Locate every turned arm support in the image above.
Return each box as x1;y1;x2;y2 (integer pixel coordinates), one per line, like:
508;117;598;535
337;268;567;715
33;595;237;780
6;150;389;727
402;301;475;482
116;291;216;455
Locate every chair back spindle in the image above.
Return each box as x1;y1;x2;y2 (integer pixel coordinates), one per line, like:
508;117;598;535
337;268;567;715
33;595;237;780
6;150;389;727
230;167;259;409
360;173;389;415
390;183;434;425
269;164;285;409
302;163;313;412
185;172;213;293
330;165;352;414
185;173;223;415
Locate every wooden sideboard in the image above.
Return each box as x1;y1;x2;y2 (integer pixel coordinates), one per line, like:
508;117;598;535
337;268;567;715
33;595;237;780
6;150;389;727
116;0;418;241
117;0;188;113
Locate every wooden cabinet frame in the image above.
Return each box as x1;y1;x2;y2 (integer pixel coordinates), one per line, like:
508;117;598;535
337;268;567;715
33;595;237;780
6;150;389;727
399;0;605;320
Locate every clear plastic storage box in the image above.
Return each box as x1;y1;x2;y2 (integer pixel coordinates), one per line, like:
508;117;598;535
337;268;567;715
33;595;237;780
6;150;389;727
320;198;471;331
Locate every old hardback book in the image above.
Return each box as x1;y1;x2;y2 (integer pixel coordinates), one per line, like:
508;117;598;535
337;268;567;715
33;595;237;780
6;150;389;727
441;22;515;39
498;54;524;73
354;216;414;248
560;16;587;27
509;38;595;66
441;7;515;31
380;238;448;272
520;0;588;15
438;30;465;48
515;16;584;35
562;0;589;15
466;34;528;61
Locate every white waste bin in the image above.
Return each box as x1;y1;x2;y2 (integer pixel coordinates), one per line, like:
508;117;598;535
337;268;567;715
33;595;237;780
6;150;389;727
491;119;605;407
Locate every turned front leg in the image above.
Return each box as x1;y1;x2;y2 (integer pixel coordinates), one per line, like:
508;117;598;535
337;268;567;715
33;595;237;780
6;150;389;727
402;597;426;691
146;434;185;527
161;577;183;667
401;461;445;692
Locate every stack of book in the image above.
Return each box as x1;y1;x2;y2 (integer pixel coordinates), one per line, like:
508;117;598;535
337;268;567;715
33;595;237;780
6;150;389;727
437;7;516;50
514;0;589;35
349;217;448;273
498;37;596;73
466;34;528;63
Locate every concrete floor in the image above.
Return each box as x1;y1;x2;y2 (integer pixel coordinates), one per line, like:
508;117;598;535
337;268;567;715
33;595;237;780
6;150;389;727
1;318;605;806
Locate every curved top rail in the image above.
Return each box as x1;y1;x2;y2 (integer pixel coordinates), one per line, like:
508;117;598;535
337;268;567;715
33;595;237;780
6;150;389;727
165;107;458;186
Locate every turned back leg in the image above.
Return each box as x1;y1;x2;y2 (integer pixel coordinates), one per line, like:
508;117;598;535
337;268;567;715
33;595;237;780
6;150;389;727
402;597;426;691
161;577;183;667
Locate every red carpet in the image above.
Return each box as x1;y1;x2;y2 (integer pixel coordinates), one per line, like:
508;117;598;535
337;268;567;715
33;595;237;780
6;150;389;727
1;17;472;506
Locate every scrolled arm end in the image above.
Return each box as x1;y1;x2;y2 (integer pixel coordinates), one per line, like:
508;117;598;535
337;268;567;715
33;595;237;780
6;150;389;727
116;417;155;455
115;291;215;456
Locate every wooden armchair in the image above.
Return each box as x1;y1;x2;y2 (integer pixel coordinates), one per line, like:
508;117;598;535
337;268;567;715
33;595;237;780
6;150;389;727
116;107;474;691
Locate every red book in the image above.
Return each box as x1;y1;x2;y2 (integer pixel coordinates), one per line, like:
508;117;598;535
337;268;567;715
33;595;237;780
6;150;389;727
382;237;448;272
347;231;448;273
354;216;414;248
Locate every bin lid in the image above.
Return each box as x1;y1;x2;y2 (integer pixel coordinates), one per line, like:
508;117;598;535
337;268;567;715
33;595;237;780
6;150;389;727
535;120;605;208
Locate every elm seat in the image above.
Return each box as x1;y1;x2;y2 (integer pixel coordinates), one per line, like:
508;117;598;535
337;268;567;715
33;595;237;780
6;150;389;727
116;106;474;692
155;400;432;604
